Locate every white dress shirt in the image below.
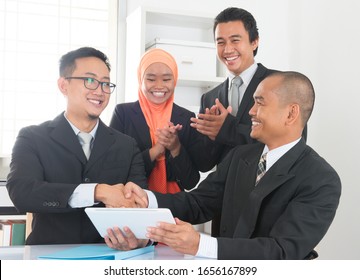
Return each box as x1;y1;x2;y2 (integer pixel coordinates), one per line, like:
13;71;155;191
228;62;258;105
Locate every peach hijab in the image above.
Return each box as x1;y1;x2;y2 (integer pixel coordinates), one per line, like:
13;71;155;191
137;48;180;193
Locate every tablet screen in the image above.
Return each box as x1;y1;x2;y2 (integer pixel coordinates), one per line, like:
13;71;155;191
85;208;175;239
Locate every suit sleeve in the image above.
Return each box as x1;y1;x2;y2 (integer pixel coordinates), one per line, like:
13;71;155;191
216;114;255;146
166;146;199;190
6;127;78;213
198;93;228;169
165;110;200;190
155;149;235;223
200;81;255;154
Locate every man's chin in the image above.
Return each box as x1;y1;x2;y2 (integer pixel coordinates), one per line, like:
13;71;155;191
250;131;259;141
88;114;100;120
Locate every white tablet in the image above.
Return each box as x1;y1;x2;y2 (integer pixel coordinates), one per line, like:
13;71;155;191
85;208;175;239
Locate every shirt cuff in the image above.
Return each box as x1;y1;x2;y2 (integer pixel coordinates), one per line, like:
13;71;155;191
68;183;97;207
145;190;158;208
196;233;218;259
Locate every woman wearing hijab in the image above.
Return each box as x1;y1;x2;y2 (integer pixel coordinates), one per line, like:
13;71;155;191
110;48;210;193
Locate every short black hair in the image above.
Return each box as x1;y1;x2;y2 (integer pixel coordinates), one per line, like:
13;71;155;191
213;7;259;56
269;71;315;126
59;47;111;77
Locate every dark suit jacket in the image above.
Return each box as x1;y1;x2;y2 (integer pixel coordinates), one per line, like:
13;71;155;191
109;101;213;190
6;113;147;245
200;64;308;236
155;139;341;259
200;63;277;164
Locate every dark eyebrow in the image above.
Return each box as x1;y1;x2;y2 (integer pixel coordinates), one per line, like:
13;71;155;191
216;34;242;41
254;96;264;102
229;34;242;39
145;73;173;77
84;72;110;81
84;72;96;77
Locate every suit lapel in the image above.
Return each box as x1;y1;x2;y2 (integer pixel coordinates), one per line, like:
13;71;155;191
49;113;87;164
219;79;229;107
49;114;118;168
128;101;152;148
254;139;307;197
171;104;184;120
231;153;259;217
234;139;307;237
86;120;115;170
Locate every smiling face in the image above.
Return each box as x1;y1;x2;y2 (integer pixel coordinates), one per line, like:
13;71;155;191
215;20;258;76
141;62;175;104
249;76;294;150
58;56;111;128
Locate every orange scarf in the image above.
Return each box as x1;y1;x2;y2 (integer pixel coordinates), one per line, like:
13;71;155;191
138;48;180;194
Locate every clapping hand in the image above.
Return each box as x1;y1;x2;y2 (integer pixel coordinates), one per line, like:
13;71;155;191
190;98;232;140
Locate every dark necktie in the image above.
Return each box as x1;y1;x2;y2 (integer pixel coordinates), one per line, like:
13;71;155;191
229;76;243;116
78;132;93;160
255;153;267;186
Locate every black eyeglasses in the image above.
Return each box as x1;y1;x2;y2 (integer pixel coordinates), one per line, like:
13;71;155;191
65;77;116;94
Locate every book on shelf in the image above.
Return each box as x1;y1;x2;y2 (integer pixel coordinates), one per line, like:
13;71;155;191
10;220;26;245
0;220;12;246
0;219;26;246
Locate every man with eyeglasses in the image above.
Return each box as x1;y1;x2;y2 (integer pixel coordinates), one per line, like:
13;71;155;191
6;47;148;247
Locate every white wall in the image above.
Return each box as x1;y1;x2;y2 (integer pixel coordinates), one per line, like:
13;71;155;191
124;0;360;259
287;0;360;260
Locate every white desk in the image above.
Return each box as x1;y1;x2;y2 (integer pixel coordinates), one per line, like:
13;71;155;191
0;243;202;260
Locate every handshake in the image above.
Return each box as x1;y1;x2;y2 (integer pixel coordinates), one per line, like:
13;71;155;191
93;182;200;256
94;182;148;209
93;182;150;251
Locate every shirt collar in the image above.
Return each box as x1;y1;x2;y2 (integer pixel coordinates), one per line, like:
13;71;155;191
228;62;258;90
63;112;99;139
262;138;301;171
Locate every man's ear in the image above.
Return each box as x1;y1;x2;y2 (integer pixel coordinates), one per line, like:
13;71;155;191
286;104;300;125
57;77;68;96
252;38;259;52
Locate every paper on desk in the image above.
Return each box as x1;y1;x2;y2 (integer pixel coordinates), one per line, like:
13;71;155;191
38;244;154;260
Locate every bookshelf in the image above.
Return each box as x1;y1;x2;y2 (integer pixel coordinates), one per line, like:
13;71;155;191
0;181;26;246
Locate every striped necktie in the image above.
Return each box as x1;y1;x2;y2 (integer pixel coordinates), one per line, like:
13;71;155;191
255;153;267;186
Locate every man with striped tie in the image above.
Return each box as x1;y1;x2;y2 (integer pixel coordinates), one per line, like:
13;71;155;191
119;71;341;260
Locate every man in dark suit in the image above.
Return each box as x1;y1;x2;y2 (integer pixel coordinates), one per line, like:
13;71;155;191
190;7;277;165
191;7;305;236
6;47;148;246
115;71;341;259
